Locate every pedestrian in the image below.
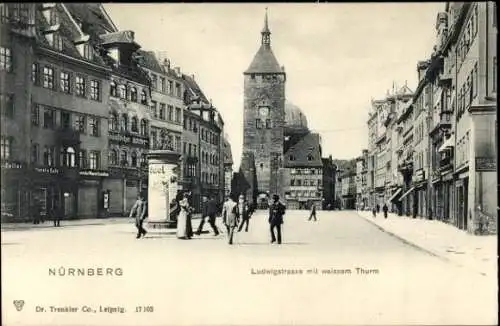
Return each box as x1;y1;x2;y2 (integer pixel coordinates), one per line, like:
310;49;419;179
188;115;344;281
130;192;148;239
308;203;317;221
195;196;209;235
382;203;388;219
237;194;251;232
372;206;377;218
196;195;219;236
31;198;41;225
376;204;380;214
51;200;62;227
176;192;193;240
222;194;238;245
269;194;286;244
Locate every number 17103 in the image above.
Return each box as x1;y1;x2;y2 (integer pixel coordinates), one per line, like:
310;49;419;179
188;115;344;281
135;306;154;313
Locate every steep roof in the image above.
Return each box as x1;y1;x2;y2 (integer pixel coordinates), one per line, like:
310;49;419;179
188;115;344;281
182;74;209;103
284;132;323;168
245;45;283;74
137;50;164;74
64;4;117;34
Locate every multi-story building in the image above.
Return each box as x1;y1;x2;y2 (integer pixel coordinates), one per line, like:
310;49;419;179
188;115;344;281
1;3;113;220
334;170;343;209
355;150;369;210
321;155;336;210
181;74;225;210
222;133;233;198
442;2;496;233
138;51;183;155
341;171;356;210
366;105;378;210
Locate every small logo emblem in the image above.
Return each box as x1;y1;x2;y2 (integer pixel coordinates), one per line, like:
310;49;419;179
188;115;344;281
13;300;25;311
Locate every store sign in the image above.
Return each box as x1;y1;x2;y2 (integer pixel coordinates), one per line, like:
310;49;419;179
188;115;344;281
475;157;496;171
1;161;25;170
34;167;60;174
109;133;149;147
79;170;109;177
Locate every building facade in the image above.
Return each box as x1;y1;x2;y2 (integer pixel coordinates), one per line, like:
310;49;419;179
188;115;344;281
341;171;356;210
321;155;336;210
1;3;114;220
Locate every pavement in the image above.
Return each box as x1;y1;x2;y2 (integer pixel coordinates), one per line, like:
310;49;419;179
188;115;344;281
356;210;498;277
1;210;497;326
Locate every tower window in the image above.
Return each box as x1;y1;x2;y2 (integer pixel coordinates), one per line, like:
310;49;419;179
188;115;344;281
289;155;296;161
256;119;262;129
265;119;272;129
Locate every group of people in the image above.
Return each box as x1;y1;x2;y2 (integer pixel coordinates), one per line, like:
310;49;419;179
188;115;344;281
30;199;63;227
372;203;389;218
129;191;288;245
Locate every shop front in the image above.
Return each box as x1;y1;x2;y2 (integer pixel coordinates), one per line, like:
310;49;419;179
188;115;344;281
412;169;427;218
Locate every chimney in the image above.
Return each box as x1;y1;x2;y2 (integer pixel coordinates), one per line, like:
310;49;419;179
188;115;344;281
191;74;195;81
281;65;285;72
174;66;181;76
163;58;171;70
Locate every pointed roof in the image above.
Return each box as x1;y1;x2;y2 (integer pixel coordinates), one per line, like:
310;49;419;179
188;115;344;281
244;9;283;74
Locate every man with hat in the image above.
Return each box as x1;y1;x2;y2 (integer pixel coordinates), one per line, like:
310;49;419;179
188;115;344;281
268;194;286;244
236;194;252;232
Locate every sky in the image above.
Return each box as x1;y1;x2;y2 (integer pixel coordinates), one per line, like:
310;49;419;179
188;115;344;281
104;3;445;170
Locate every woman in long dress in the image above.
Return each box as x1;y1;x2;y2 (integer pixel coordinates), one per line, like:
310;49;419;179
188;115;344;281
176;192;192;239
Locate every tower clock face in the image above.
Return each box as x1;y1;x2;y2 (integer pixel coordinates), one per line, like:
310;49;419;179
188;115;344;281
259;106;270;117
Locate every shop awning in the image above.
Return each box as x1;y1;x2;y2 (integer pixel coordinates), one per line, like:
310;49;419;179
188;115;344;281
388;187;402;202
438;134;455;153
399;187;415;201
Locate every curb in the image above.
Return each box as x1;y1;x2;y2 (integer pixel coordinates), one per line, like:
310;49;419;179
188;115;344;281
356;212;492;277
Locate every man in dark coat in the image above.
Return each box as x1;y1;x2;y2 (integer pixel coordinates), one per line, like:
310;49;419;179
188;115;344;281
196;195;219;236
129;192;148;238
269;194;286;244
382;203;388;218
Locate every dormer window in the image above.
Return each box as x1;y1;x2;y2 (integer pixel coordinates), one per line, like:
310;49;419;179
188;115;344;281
50;8;59;26
307;154;314;161
83;44;92;60
289;155;296;161
53;33;63;51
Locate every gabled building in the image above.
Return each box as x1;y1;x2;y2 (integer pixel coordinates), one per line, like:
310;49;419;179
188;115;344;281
1;3;113;220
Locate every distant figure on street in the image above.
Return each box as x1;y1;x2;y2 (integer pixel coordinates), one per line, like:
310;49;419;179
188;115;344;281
269;194;286;244
372;206;377;218
308;203;317;221
177;192;194;239
376;204;380;214
236;194;251;232
196;195;219;236
129;192;148;238
382;203;388;219
31;198;42;225
222;195;238;245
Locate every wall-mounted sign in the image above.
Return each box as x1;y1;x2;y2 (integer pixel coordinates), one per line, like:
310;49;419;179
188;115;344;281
34;167;60;175
79;170;109;177
109;132;149;147
1;161;25;170
475;157;496;171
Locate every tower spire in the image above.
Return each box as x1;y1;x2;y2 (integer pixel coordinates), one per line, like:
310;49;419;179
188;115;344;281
261;7;271;46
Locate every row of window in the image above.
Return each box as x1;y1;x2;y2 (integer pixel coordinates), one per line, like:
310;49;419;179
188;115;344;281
30;144;101;170
201;150;219;166
109;112;148;136
110;81;148;105
457;4;479;69
290;168;321;175
457;62;478;120
32;63;101;101
109;149;146;168
290;179;323;187
150;73;183;98
183;115;199;133
183;142;198;158
288;190;322;198
31;104;100;137
200;127;219;145
414;120;426;144
0;4;33;25
151;101;182;123
201;171;219;185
